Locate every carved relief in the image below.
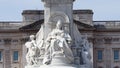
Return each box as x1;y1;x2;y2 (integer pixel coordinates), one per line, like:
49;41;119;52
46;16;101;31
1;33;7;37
4;38;11;45
94;38;104;43
48;11;70;32
112;38;119;42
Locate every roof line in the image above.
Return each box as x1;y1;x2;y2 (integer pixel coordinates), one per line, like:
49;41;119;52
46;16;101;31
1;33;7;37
94;20;120;22
0;21;22;23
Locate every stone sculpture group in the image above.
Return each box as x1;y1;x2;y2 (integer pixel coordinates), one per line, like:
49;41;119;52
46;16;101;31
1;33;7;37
42;20;74;65
25;0;92;68
25;35;40;65
25;20;92;68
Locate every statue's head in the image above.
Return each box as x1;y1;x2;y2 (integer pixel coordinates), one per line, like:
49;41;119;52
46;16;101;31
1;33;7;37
30;35;35;40
56;20;62;29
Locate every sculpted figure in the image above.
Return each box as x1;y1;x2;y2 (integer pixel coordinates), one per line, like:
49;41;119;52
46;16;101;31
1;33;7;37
25;35;39;65
81;36;91;65
43;20;74;65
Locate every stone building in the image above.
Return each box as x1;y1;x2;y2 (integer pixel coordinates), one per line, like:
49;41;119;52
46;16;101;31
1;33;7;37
0;10;120;68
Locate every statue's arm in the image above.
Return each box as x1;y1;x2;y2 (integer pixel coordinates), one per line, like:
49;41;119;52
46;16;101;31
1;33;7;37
31;41;37;47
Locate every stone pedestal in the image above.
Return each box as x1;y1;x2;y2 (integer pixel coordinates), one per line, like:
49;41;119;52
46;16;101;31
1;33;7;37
40;52;79;68
25;65;40;68
40;65;79;68
40;56;78;68
25;65;88;68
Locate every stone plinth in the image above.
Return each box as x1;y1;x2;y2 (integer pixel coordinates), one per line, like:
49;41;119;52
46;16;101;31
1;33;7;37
25;65;40;68
40;54;79;68
39;65;79;68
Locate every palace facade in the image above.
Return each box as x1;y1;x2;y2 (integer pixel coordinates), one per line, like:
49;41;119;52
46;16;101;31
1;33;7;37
0;10;120;68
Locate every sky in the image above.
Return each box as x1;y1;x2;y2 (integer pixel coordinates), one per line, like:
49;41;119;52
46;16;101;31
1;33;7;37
0;0;120;21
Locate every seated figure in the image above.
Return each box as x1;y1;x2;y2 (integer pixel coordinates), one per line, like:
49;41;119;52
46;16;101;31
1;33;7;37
43;20;74;65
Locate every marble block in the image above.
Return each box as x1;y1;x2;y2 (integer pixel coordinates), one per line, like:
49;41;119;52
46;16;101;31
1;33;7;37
25;65;40;68
40;54;79;68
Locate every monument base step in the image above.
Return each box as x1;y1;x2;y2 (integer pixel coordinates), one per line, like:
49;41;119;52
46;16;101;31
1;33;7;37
25;65;91;68
39;64;79;68
25;65;40;68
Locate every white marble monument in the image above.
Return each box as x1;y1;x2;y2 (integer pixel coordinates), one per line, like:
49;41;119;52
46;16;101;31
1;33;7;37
25;0;93;68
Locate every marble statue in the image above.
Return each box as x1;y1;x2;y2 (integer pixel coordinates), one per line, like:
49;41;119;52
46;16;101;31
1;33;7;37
25;0;93;68
43;20;74;65
25;35;40;65
81;36;91;65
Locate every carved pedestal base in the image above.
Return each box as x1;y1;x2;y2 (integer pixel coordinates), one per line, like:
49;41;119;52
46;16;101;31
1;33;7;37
39;65;79;68
40;54;79;68
25;65;90;68
25;65;40;68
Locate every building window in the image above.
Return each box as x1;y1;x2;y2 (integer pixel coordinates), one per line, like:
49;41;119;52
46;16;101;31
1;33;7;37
0;51;2;61
13;51;18;61
97;50;103;61
114;50;119;60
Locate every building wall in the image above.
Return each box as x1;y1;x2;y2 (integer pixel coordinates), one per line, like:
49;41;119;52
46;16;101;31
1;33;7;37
73;10;93;25
22;10;44;25
93;32;120;68
93;21;120;68
0;33;22;68
1;10;120;68
0;21;37;68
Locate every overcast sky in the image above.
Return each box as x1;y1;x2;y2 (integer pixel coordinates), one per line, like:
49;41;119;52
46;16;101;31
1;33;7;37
0;0;120;21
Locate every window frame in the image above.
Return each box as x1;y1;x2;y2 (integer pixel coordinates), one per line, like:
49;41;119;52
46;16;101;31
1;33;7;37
113;49;119;61
97;50;103;61
12;50;19;62
0;50;3;62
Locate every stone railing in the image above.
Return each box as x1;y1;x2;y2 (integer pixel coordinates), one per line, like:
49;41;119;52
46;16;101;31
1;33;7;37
94;21;120;29
0;21;22;29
